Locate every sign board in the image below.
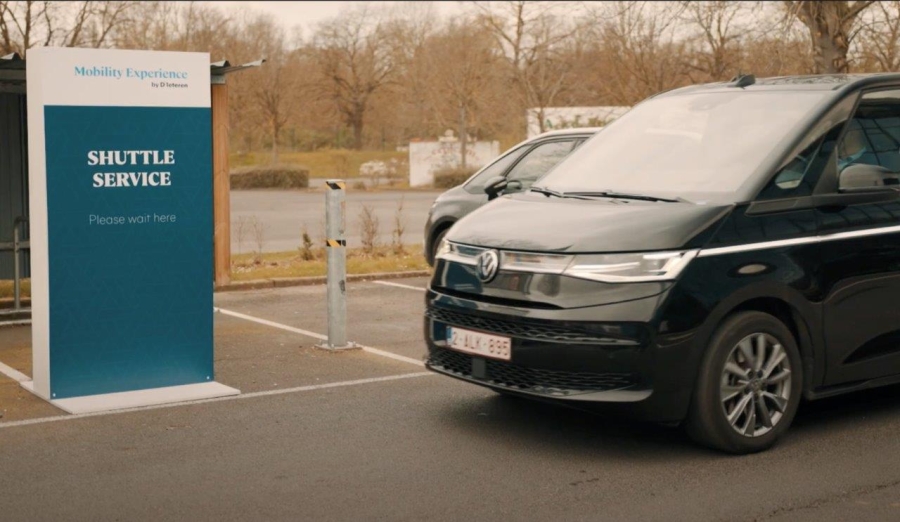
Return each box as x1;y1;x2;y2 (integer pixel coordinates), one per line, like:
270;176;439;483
409;137;500;187
25;47;237;411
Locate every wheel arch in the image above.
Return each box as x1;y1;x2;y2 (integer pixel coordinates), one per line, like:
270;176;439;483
426;219;455;265
693;286;823;397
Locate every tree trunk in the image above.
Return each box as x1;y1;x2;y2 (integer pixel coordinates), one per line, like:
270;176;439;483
351;111;364;150
791;1;874;74
809;23;850;73
271;123;280;164
459;104;467;170
537;107;547;133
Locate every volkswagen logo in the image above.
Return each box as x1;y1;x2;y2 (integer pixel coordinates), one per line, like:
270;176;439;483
476;250;500;283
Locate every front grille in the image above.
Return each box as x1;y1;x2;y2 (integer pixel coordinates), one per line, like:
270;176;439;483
428;347;635;396
426;305;632;345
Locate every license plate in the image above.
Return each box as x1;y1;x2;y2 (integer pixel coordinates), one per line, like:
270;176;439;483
447;327;511;361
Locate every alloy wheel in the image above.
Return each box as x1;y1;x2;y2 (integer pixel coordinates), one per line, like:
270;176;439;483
720;332;792;437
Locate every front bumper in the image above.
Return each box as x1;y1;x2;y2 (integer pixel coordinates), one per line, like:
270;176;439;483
424;287;700;423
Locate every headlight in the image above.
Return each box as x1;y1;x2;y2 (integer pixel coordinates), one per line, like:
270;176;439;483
436;241;697;282
563;250;698;283
435;238;452;258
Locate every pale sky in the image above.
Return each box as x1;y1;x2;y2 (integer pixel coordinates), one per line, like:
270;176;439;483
207;1;468;36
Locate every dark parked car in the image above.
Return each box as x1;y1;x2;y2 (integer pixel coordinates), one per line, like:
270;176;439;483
425;73;900;453
423;128;599;265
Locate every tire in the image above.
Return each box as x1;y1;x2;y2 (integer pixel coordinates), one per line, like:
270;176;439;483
685;311;803;454
430;228;450;266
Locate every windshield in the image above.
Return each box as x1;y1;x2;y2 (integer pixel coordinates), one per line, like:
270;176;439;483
537;91;828;202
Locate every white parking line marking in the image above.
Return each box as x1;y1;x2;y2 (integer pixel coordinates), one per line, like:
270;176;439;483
0;372;433;429
373;280;426;292
0;360;31;383
214;307;426;367
216;307;327;340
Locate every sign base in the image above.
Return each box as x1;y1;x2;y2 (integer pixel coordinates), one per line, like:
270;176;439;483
21;381;239;415
315;341;361;352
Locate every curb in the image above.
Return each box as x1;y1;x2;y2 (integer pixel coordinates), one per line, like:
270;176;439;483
0;298;30;310
215;270;431;293
1;270;432;304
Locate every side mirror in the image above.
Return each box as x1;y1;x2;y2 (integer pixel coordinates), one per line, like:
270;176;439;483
839;164;899;192
505;180;524;193
483;176;508;200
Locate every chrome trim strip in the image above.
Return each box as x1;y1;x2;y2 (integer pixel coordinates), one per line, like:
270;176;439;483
826;224;900;242
698;224;900;257
503;265;567;274
698;236;819;257
438;252;479;266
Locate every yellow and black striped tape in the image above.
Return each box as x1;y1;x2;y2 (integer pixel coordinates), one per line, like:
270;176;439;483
326;181;346;190
326;239;346;247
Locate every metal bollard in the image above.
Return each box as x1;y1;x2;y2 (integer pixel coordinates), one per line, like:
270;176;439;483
316;180;358;350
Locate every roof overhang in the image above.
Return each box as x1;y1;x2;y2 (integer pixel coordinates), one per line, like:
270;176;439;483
0;53;264;92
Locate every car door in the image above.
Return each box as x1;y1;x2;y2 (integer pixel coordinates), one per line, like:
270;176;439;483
816;87;900;385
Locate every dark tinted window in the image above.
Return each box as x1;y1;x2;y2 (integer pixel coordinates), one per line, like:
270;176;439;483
757;95;856;199
837;89;900;173
506;140;575;186
464;145;528;193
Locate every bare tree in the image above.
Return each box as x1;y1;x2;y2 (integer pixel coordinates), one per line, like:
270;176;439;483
84;1;135;48
782;1;875;73
312;6;395;150
391;196;405;255
589;1;688;105
379;3;437;144
0;1;135;55
473;1;585;133
243;16;299;164
0;1;53;54
680;1;754;81
358;204;380;255
422;19;500;168
856;1;900;72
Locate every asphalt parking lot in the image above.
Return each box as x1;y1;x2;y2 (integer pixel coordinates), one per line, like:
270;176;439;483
4;278;900;521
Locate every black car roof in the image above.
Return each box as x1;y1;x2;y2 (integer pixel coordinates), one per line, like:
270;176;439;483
658;73;900;98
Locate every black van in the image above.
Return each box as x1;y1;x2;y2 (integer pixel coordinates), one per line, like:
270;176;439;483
424;74;900;453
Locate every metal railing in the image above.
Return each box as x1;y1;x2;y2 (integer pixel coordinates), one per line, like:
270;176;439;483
0;216;29;312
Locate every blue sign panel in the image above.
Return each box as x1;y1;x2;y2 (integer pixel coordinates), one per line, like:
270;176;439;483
43;106;213;398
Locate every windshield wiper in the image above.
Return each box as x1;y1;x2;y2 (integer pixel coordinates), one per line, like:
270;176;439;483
565;190;685;203
530;186;565;198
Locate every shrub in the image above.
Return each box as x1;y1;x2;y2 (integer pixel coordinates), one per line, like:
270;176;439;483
433;166;476;189
392;197;406;255
231;164;310;189
359;205;380;255
299;224;315;261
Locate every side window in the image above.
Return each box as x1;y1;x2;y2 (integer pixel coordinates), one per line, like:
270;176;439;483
837;89;900;173
757;95;855;200
464;145;528;194
506;140;574;187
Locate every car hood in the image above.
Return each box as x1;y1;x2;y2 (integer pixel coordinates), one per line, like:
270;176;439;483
445;192;733;253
